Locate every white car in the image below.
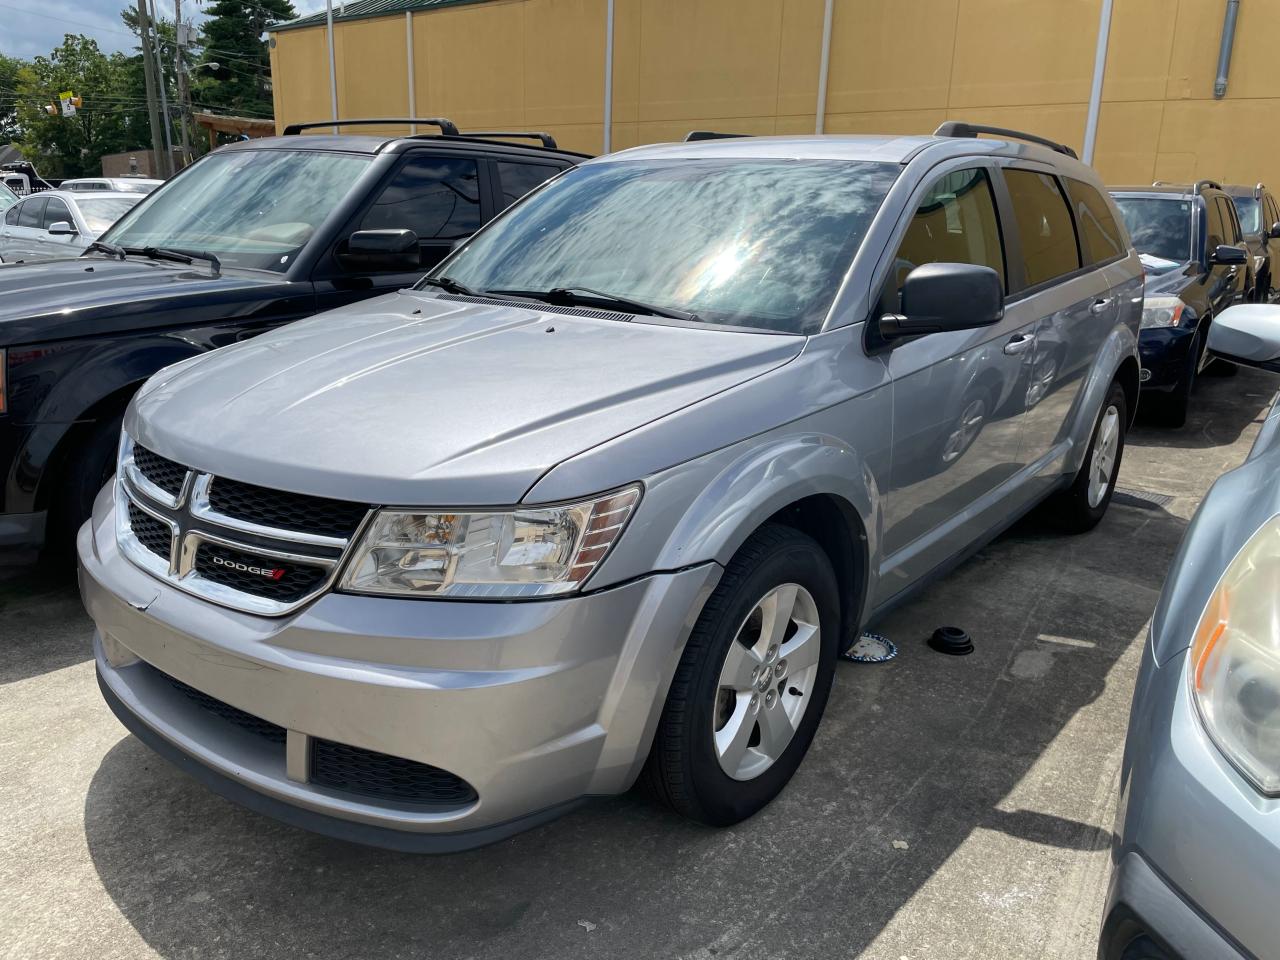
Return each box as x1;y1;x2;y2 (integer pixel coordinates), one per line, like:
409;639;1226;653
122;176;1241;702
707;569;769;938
61;177;162;195
0;190;141;263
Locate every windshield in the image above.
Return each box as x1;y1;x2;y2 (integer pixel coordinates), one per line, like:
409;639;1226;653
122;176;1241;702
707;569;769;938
78;196;141;234
1232;196;1261;235
1113;197;1193;265
100;149;372;271
0;182;15;212
434;158;900;334
113;181;158;194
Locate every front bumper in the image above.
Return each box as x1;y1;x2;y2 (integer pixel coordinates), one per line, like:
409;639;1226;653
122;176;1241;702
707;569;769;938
1103;642;1279;958
79;486;720;851
1137;326;1196;392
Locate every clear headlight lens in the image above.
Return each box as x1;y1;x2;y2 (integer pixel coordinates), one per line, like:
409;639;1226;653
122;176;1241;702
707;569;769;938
339;486;641;599
1140;296;1189;329
1189;515;1280;794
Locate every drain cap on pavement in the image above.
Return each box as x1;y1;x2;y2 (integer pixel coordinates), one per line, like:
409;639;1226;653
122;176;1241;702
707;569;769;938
841;631;898;663
929;626;974;656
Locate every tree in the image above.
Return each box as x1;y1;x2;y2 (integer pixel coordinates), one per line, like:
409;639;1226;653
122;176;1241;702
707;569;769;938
192;0;296;121
0;53;28;144
14;35;148;178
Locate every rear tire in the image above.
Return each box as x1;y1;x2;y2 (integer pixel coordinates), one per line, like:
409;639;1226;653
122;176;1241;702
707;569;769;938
643;524;840;826
1050;380;1126;534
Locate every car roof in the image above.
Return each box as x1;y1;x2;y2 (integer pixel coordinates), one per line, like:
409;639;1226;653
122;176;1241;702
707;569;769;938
217;132;590;162
1110;184;1205;198
593;133;1094;172
38;190;140;202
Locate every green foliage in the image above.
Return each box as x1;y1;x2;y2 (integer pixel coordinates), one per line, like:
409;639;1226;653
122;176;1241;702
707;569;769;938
192;0;295;121
0;53;25;143
13;35;151;178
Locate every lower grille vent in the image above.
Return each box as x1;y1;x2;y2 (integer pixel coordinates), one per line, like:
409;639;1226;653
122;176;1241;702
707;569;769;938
310;739;478;807
159;671;287;745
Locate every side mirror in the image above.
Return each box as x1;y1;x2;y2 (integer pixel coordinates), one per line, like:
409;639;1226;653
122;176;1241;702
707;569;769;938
48;220;77;236
1210;244;1248;266
1268;222;1280;240
337;228;420;272
1207;304;1280;373
880;262;1004;339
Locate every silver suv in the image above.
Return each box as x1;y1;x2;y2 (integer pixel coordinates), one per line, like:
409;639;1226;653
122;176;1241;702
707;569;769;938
79;123;1142;851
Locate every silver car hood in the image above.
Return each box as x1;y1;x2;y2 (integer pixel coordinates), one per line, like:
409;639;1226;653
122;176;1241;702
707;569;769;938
128;290;803;505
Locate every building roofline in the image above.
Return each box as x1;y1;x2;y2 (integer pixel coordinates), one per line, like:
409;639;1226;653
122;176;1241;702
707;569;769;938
271;0;497;32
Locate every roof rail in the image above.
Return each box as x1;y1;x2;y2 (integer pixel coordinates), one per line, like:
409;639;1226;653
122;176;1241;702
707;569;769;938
933;121;1079;159
1192;178;1223;194
460;131;558;149
1257;182;1267;199
685;130;749;142
282;117;460;136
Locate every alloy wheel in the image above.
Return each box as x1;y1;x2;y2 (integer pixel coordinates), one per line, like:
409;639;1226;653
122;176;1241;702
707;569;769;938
1088;404;1121;508
712;583;821;781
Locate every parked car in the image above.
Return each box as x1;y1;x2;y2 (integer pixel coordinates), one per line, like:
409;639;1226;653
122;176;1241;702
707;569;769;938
1110;180;1250;426
81;123;1142;851
0;119;586;558
1224;182;1280;303
0;190;142;263
1101;303;1280;960
61;177;163;195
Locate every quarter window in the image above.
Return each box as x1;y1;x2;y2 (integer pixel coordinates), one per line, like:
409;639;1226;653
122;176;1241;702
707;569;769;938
496;162;561;210
1066;179;1124;266
359;155;481;249
4;202;19;226
883;167;1005;310
1004;169;1080;287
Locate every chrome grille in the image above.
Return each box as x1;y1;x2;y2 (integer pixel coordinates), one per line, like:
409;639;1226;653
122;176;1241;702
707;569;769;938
115;434;370;615
131;444;187;499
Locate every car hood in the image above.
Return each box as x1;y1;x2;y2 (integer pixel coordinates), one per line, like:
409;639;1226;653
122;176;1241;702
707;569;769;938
0;256;297;344
129;290;804;505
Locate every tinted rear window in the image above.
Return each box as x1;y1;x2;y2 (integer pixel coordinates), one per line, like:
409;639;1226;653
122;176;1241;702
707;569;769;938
1066;179;1125;266
1004;169;1081;287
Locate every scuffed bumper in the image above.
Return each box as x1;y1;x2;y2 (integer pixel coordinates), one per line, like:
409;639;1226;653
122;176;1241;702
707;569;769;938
79;487;720;850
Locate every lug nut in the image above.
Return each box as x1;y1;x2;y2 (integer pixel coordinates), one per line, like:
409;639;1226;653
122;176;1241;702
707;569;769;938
765;691;776;708
776;658;787;678
750;694;760;713
751;666;759;683
767;645;778;662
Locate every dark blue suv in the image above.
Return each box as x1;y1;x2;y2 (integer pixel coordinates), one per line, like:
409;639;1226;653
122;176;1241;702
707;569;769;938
1110;180;1249;426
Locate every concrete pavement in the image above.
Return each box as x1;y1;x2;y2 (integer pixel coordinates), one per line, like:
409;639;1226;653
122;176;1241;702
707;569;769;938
2;368;1274;960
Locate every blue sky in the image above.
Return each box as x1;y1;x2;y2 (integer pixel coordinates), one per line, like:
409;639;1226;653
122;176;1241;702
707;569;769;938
0;0;328;60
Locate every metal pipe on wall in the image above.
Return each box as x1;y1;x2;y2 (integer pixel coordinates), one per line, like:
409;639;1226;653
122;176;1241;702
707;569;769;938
406;11;417;134
814;0;834;134
603;0;615;153
1081;0;1114;164
1215;0;1241;99
326;0;339;133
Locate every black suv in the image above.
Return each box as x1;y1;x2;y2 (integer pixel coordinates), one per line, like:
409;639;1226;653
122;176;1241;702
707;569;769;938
0;119;586;558
1223;182;1280;303
1109;180;1249;426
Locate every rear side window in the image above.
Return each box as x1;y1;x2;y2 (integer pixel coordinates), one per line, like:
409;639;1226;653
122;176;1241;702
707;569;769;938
496;162;561;210
1004;169;1081;287
18;197;45;228
1216;196;1242;244
359;154;482;245
883;167;1006;309
1066;179;1124;266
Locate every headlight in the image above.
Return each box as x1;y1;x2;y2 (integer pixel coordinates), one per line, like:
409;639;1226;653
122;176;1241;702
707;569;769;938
1140;296;1191;329
1189;515;1280;794
339;485;641;599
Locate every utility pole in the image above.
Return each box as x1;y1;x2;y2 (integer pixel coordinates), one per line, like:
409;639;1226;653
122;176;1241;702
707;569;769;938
174;0;193;165
149;0;175;175
136;0;168;178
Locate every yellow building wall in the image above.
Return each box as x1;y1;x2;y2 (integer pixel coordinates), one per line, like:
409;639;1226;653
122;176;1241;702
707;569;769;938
271;0;1280;188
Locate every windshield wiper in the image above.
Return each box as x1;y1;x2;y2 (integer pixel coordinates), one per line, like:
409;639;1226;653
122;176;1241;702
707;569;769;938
124;245;221;277
421;275;480;296
488;286;698;322
85;239;125;260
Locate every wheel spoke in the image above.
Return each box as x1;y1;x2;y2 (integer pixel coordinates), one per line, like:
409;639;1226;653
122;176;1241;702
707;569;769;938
779;621;820;674
720;639;763;691
758;583;798;654
714;699;756;773
757;699;797;759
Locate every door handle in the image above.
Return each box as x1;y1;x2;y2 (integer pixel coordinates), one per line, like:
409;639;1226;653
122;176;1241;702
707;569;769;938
1089;297;1112;315
1003;334;1035;356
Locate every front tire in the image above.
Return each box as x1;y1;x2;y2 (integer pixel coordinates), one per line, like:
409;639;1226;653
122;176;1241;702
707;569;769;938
643;524;840;826
44;411;123;561
1050;380;1127;534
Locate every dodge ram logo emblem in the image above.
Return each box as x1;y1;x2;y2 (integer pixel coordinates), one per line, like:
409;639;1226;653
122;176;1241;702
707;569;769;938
210;555;286;580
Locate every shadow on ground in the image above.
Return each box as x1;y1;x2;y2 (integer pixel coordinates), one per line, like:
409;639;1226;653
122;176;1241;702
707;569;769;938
0;565;93;685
